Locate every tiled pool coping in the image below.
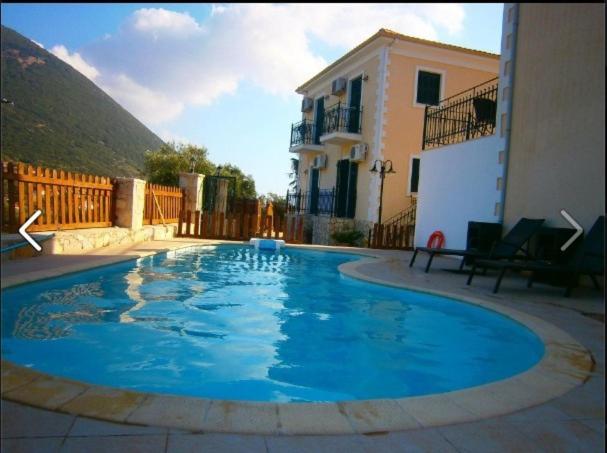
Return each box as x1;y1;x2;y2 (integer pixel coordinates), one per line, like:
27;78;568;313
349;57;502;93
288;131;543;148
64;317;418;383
0;241;595;435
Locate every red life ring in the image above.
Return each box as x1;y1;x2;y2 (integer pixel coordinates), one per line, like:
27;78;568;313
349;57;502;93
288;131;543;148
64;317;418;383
426;231;445;249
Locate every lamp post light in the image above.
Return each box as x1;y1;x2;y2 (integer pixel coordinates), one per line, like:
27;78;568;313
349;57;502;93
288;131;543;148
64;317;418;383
369;159;396;225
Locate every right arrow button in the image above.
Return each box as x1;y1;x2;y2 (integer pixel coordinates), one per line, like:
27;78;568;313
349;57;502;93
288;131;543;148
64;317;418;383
560;209;583;251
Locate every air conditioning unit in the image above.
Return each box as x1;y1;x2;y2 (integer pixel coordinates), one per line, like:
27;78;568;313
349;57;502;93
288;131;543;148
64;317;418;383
311;154;327;169
331;77;347;96
301;97;314;112
349;143;368;162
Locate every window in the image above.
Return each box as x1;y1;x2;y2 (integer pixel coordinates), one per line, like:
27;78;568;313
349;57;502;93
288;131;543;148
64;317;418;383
416;71;441;106
409;157;420;194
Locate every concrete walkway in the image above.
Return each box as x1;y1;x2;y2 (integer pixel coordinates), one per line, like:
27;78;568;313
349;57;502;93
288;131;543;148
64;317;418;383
1;240;604;452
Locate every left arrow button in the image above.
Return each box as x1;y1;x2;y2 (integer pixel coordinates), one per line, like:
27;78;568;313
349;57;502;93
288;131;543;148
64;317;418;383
18;210;43;252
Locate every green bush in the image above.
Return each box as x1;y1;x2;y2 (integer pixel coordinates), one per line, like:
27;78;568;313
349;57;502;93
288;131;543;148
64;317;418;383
331;228;364;247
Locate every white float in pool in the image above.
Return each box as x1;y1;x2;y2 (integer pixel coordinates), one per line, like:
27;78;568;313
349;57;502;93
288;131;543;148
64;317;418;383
249;238;285;251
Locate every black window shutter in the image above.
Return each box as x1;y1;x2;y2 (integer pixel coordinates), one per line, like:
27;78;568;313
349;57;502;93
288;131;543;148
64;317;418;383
346;162;358;218
410;158;420;193
335;159;350;217
417;71;441;105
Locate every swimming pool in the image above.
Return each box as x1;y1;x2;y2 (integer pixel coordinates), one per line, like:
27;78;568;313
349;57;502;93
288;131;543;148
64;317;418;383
1;244;544;402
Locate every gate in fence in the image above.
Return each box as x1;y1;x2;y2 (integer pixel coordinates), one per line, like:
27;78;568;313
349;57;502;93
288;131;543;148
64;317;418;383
177;198;305;243
143;183;184;225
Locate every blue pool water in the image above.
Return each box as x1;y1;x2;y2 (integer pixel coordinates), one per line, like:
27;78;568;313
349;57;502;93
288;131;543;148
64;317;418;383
1;245;544;402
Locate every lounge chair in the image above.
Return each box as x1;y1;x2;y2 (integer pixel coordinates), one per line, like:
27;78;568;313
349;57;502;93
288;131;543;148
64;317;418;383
468;216;604;296
409;218;545;273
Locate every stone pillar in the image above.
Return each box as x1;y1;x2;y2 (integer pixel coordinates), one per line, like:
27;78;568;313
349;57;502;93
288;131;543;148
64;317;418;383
114;178;146;230
179;172;204;213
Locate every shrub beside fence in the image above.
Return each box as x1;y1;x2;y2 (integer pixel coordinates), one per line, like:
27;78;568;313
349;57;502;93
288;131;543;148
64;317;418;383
1;162;114;233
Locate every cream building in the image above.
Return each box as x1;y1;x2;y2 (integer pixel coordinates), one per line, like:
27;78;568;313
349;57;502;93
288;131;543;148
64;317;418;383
288;29;499;244
414;3;604;251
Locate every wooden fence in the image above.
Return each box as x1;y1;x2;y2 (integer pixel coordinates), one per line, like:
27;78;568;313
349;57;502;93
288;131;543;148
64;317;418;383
177;201;304;243
143;183;184;225
1;162;114;233
368;223;415;250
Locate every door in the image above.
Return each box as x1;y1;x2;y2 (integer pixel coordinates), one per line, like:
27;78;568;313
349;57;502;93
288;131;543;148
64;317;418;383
309;168;319;215
313;97;324;144
335;159;358;218
348;76;362;133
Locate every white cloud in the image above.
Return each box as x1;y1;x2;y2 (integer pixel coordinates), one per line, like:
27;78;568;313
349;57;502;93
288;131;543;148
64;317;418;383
32;39;44;49
129;8;202;38
50;45;99;81
74;4;465;127
99;74;184;125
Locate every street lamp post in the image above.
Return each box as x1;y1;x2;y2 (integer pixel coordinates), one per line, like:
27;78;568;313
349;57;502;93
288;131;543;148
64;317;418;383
369;159;396;225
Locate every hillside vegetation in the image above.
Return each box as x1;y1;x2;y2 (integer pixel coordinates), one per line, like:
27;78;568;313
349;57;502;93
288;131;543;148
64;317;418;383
0;25;164;177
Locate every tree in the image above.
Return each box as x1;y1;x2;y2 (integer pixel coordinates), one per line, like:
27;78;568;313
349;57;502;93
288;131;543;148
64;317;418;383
144;142;257;199
144;142;214;186
215;163;257;199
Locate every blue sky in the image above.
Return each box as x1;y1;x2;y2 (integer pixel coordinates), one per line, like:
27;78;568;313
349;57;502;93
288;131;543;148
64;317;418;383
1;3;504;195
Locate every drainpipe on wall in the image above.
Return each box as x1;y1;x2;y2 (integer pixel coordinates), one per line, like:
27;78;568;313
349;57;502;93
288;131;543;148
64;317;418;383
498;3;520;223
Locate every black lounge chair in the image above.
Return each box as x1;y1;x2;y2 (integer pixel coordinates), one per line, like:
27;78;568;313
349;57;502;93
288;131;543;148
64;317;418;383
409;218;545;273
468;216;605;297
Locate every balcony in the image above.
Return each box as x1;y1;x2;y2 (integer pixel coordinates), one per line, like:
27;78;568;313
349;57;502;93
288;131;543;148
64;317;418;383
286;188;336;216
289;120;324;153
422;77;498;150
319;102;363;145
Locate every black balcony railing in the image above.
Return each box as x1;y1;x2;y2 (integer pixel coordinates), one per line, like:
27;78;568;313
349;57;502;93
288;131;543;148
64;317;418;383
290;120;317;148
422;77;498;150
323;102;363;135
286;188;336;216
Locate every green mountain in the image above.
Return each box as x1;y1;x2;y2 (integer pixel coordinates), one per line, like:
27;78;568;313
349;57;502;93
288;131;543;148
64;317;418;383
0;25;164;177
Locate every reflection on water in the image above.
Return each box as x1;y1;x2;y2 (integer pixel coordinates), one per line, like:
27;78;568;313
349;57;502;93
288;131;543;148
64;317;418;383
12;282;106;339
1;245;544;401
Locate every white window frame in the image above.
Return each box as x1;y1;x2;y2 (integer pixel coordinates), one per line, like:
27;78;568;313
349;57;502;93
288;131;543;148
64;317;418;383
407;154;421;196
413;66;445;108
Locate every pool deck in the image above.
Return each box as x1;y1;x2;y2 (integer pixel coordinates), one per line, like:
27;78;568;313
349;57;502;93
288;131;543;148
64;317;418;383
1;239;604;452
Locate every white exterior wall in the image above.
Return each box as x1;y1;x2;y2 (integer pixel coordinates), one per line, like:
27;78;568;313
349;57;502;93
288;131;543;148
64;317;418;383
414;135;502;249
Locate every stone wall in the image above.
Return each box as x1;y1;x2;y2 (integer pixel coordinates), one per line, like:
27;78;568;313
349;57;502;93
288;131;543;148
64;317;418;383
308;215;373;246
2;225;177;261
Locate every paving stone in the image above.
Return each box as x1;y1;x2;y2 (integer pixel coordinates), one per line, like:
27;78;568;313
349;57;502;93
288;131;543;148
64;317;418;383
68;416;167;437
338;399;421;433
60;386;146;422
167;433;267;453
3;376;88;410
277;403;354;435
202;401;279;435
438;419;543;453
384;429;460;452
0;437;64;453
126;394;209;432
61;435;166;453
266;434;372;453
511;419;604;452
1;400;75;439
397;394;479;427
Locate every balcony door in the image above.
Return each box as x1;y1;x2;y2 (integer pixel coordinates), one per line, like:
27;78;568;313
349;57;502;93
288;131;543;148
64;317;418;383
309;168;320;214
313;97;324;144
335;159;358;218
347;76;362;133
